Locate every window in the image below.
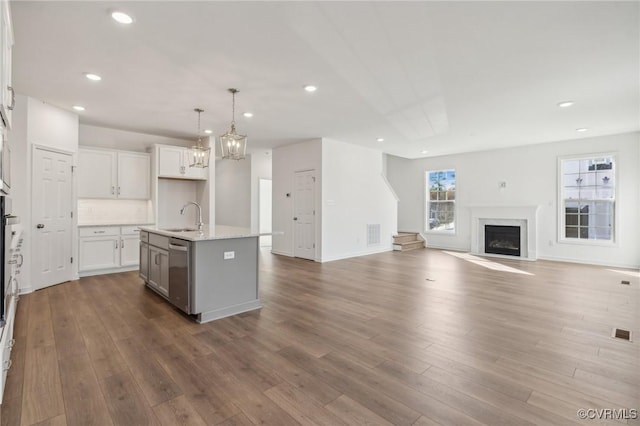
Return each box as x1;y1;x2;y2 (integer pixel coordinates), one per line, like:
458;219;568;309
559;155;615;243
426;169;455;233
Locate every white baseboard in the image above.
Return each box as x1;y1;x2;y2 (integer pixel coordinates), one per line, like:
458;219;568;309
320;246;393;263
18;286;33;295
537;255;639;270
79;265;139;278
270;250;293;257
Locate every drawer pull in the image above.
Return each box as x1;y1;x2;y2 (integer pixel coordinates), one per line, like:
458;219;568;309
94;230;106;234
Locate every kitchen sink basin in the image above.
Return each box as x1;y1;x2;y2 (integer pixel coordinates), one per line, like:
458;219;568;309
163;227;198;232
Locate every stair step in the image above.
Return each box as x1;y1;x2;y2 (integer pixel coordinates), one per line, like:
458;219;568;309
393;232;420;244
393;240;424;251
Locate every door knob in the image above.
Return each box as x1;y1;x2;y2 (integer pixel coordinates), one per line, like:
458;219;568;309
36;224;45;229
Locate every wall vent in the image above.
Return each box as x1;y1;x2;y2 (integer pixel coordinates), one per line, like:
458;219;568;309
367;224;381;245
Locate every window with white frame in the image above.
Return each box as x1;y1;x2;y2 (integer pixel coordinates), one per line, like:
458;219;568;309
560;155;615;242
425;169;456;233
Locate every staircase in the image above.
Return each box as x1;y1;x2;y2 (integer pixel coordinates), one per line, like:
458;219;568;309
393;232;424;252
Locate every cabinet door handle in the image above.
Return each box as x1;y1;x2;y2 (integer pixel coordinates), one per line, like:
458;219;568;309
17;254;23;267
115;241;118;249
8;339;15;349
3;359;12;371
94;230;105;234
121;239;124;248
8;86;15;110
117;187;121;195
155;254;160;265
111;186;115;195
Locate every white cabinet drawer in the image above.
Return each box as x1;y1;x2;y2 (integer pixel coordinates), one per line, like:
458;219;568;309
79;227;119;237
120;226;142;236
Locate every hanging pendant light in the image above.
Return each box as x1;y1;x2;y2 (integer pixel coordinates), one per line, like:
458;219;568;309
219;88;247;160
189;108;211;168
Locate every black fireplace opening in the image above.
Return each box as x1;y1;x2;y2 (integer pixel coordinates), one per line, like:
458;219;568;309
485;225;521;257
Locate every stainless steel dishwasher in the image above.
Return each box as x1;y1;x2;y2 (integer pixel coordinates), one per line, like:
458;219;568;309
168;238;191;314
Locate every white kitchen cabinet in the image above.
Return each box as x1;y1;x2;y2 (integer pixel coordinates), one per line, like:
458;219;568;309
79;225;145;276
118;152;151;199
0;0;13;129
78;149;117;198
157;145;206;180
79;236;120;271
120;235;140;266
78;148;150;199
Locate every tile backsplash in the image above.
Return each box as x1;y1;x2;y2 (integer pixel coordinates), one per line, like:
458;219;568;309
78;199;154;225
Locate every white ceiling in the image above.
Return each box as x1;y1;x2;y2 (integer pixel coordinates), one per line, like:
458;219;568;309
11;1;639;159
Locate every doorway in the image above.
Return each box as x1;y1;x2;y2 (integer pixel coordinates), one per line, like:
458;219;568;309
32;147;73;290
259;179;272;247
293;169;315;260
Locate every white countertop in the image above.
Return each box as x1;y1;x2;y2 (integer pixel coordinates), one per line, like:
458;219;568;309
139;225;258;241
78;223;155;227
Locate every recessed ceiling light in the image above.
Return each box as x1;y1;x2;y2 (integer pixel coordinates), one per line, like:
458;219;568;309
576;128;589;132
303;85;317;92
243;112;253;118
204;129;213;134
376;138;384;142
85;73;102;81
557;101;574;108
73;105;85;111
111;11;133;24
421;150;429;154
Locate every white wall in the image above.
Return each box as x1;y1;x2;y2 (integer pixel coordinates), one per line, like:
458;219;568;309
215;155;252;228
387;132;640;268
321;139;398;261
11;96;80;292
272;139;322;258
250;152;272;233
80;124;191;151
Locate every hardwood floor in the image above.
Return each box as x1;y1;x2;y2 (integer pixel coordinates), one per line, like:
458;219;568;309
1;248;638;425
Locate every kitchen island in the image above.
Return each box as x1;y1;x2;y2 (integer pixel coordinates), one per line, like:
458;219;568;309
138;225;261;323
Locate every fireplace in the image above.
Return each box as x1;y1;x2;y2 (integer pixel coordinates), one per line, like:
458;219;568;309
484;225;521;257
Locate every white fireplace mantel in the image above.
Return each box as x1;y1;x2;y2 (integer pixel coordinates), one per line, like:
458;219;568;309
469;205;540;260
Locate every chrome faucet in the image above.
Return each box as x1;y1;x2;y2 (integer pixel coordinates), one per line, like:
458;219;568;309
180;201;203;231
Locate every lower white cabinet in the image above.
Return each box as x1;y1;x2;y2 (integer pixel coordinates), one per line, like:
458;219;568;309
79;225;144;275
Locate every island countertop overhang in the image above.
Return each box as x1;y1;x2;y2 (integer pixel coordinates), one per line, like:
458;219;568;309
139;225;258;242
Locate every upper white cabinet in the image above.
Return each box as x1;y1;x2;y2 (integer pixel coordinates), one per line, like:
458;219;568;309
0;0;14;129
157;145;206;180
78;148;150;199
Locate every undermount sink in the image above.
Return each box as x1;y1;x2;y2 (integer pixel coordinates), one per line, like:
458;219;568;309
163;228;198;232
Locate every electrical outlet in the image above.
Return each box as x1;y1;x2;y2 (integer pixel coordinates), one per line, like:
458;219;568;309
223;251;235;260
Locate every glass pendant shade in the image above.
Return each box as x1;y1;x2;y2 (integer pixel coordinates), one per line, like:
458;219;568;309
189;108;210;168
189;143;211;168
219;88;247;160
220;124;247;160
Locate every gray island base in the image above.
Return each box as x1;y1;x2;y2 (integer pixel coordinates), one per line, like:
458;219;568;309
139;225;261;323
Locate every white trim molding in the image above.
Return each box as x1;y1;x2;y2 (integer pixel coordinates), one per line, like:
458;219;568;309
469;205;540;261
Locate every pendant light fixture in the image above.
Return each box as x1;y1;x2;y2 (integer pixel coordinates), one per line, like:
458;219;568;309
219;88;247;160
189;108;211;168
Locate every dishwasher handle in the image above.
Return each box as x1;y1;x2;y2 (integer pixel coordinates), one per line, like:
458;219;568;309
169;243;188;252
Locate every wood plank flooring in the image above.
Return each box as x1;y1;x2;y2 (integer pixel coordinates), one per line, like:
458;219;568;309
1;248;638;425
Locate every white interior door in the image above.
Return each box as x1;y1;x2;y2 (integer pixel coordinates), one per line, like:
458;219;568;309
259;179;272;247
32;147;73;290
293;170;315;260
